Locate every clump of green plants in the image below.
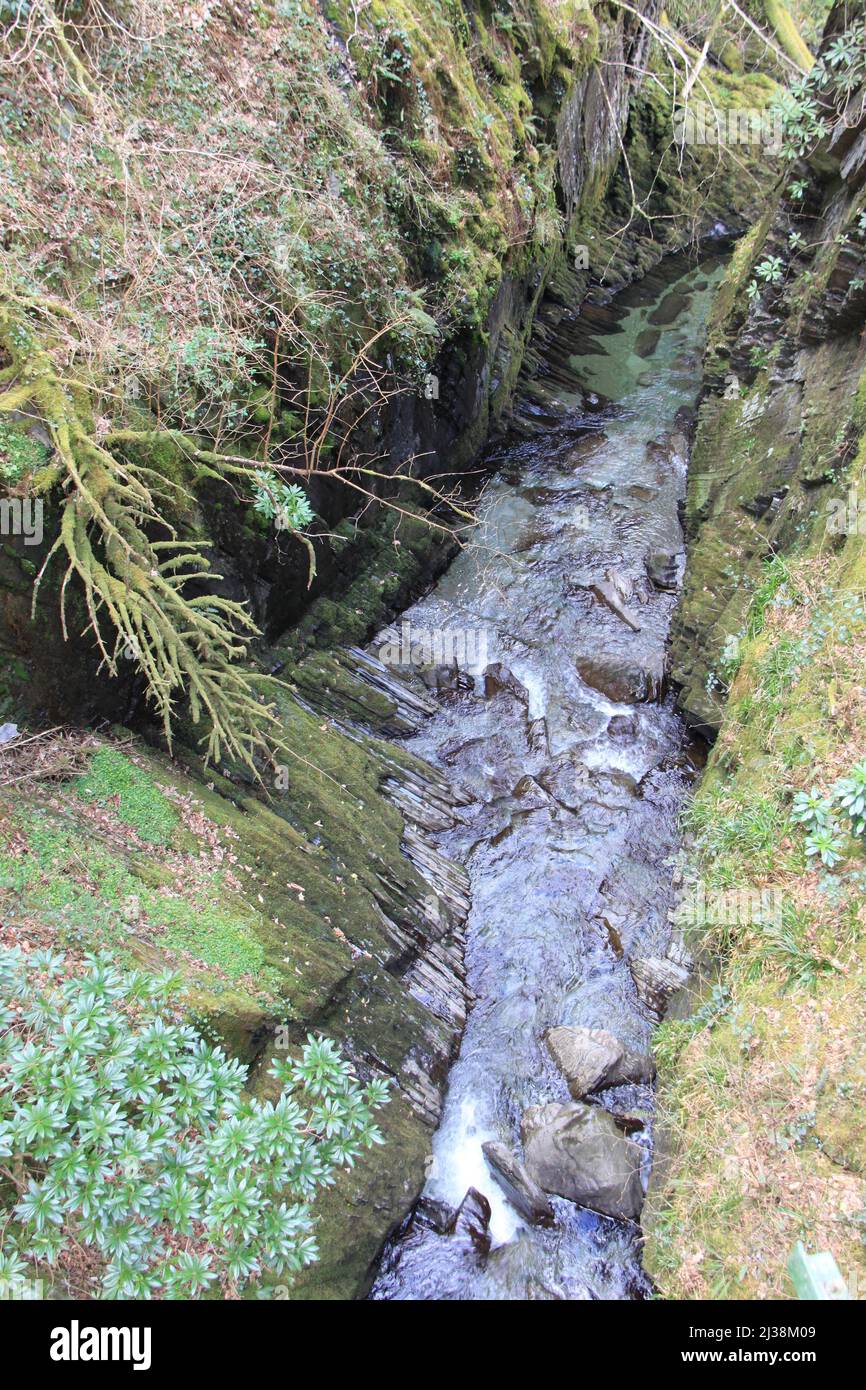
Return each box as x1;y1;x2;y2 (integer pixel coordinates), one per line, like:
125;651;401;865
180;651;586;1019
0;419;49;484
833;760;866;837
770;23;866;163
0;949;388;1299
790;760;866;867
747;254;786;301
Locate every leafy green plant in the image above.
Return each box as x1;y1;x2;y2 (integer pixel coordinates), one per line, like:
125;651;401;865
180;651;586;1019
804;824;844;869
748;256;786;300
833;760;866;837
0;950;387;1299
251;471;314;532
791;787;833;831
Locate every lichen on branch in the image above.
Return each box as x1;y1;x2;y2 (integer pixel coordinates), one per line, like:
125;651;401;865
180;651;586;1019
0;293;284;771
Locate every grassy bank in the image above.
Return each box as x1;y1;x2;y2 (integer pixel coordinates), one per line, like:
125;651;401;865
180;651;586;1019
645;512;866;1300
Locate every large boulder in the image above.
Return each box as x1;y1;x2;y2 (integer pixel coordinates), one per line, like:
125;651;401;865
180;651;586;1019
481;1141;555;1227
521;1102;644;1221
575;653;665;703
545;1025;654;1099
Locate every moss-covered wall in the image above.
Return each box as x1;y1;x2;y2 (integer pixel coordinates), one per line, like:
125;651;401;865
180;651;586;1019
644;0;866;1299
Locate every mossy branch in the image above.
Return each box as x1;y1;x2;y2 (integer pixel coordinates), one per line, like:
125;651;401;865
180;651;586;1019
0;298;282;771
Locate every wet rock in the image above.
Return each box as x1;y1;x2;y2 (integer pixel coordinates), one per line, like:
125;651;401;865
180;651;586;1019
630;954;690;1016
576;654;664;704
645;550;680;592
648;290;690;326
452;1186;492;1257
527;717;549;757
521;1102;644;1221
545;1025;619;1096
481;1141;555;1226
634;327;660;358
512;775;549;811
418;663;474;694
610;1107;651;1135
545;1025;654;1099
413;1196;457;1235
590;571;642;632
627;483;657;502
669;430;689;460
484;662;529;704
607;714;639;737
599;910;625;958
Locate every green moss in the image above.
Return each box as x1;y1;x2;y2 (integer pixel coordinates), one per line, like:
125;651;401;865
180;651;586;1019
158;896;280;990
75;748;179;846
0;419;49;482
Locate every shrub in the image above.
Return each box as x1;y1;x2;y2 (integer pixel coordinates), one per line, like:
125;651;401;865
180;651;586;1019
0;950;387;1299
251;471;314;532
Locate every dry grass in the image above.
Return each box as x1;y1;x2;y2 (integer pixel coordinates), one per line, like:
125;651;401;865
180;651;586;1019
0;726;99;786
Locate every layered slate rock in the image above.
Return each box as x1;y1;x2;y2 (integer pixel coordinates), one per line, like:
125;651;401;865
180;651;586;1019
452;1188;493;1258
521;1102;644;1221
630;955;690;1017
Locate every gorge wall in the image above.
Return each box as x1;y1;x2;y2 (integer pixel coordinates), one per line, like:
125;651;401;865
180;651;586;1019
0;0;828;1302
644;0;866;1300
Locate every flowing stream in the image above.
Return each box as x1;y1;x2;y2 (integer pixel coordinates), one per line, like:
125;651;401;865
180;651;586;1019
371;256;725;1301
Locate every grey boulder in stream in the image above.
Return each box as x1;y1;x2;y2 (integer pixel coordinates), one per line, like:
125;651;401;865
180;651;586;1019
545;1025;654;1099
521;1102;644;1221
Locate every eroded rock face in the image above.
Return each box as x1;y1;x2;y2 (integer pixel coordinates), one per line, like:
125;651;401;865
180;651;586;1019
481;1141;555;1226
521;1102;644;1221
545;1025;654;1099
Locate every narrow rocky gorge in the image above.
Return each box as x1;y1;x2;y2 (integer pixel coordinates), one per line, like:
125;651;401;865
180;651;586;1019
2;0;863;1312
364;254;723;1299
